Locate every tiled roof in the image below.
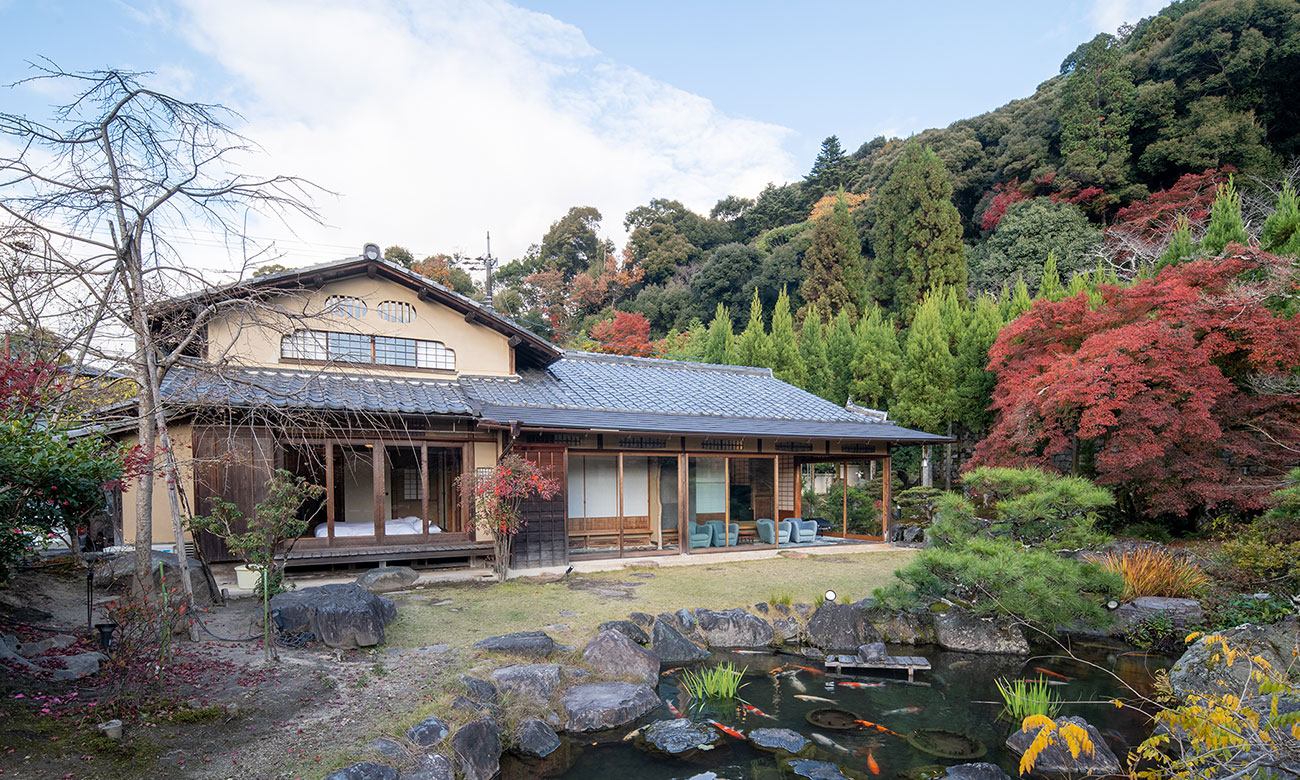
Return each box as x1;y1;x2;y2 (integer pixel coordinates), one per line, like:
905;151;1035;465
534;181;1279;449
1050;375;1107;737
156;351;951;442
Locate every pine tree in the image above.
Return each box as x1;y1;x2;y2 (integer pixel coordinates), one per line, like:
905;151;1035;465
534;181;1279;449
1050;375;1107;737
1066;272;1089;298
735;290;772;368
767;287;805;386
826;309;857;406
868;142;967;322
1037;252;1064;301
891;295;957;434
937;285;969;349
1262;182;1300;257
702;303;738;365
798;306;832;400
954;296;1004;433
849;304;902;410
1157;215;1197;269
804;135;850;199
1200;178;1250;256
1006;279;1034;319
799;191;866;318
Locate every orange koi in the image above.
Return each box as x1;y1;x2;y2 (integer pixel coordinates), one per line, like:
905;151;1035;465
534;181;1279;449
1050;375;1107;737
742;703;776;720
660;667;683;676
665;699;683;718
767;665;787;675
867;749;880;775
837;681;884;689
789;664;825;675
1032;667;1073;682
854;719;904;738
706;719;746;740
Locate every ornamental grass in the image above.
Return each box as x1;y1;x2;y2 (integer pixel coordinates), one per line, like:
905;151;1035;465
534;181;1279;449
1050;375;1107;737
1092;546;1210;600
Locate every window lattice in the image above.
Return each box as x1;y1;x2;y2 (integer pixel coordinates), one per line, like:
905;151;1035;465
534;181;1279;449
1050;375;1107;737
377;300;415;323
402;469;423;500
324;295;367;318
774;441;814;452
327;331;370;362
700;438;744;451
281;329;456;371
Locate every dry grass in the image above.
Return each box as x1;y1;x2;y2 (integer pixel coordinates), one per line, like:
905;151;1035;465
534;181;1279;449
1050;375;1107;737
1093;546;1211;600
385;550;915;650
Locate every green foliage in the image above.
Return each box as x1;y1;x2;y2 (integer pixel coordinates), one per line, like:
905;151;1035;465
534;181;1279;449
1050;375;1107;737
996;677;1061;721
701;303;738;365
1156;214;1197;269
804;135;850;200
1199;178;1249;256
797;306;832;400
1057;33;1135;192
734;290;772;368
534;205;608;278
895;486;944;525
825;309;857;406
954;296;1003;433
768;591;794;607
968;199;1102;293
1115;521;1173;544
190;469;326;595
767;287;804;386
1036;252;1064;301
1005;279;1034;320
849;304;900;410
799;192;865;319
692;243;764;322
1206;593;1294;631
868;143;967;321
951;466;1114;549
1219;468;1300;591
878;537;1123;629
890;294;955;433
679;662;746;702
806;481;882;536
1262;182;1300;257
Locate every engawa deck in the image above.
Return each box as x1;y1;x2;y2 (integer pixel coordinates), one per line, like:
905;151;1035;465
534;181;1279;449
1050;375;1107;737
285;540;493;568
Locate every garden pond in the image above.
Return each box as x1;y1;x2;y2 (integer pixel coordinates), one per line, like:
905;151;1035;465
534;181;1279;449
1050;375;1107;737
505;642;1169;780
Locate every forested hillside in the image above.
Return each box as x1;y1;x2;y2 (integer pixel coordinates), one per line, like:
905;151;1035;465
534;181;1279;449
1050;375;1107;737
383;0;1300;522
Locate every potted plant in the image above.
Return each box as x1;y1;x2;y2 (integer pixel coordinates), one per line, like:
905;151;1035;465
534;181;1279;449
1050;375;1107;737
455;454;558;581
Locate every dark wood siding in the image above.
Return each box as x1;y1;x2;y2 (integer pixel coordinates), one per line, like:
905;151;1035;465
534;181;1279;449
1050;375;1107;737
193;425;276;563
512;446;568;569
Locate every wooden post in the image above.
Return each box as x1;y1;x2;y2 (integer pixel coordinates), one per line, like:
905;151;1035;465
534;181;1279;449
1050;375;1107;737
882;450;892;543
677;454;688;555
841;462;848;537
373;441;385;542
617;453;625;557
921;445;932;488
420;443;429;536
462;442;474;541
325;441;335;544
723;457;731;548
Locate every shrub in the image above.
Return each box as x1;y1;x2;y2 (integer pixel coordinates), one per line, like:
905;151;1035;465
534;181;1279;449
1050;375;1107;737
1207;593;1295;630
876;537;1124;629
895;486;944;525
996;677;1061;721
101;577;194;716
1115;522;1173;544
933;467;1113;550
1218;469;1300;593
1091;546;1210;599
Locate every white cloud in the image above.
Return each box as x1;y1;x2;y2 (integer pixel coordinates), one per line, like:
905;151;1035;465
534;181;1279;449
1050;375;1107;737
168;0;797;272
1090;0;1168;34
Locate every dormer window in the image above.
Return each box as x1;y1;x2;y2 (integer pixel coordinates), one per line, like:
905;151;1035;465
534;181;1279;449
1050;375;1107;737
281;329;456;371
324;295;367;318
376;300;415;323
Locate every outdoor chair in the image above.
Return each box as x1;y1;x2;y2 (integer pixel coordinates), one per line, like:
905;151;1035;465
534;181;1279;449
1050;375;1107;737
778;519;798;542
688;522;714;549
705;519;739;547
756;518;791;544
790;518;819;544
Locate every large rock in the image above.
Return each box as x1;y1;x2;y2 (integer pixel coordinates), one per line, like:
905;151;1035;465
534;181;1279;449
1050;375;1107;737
748;727;811;755
933;608;1029;655
597;620;649;645
561;681;660;732
52;651;107;681
405;716;449;747
473;631;554;658
628;612;655;629
450;717;501;780
1169;617;1299;699
489;664;563;703
650;619;709;664
270;583;397;648
772;616;803;644
868;609;937;644
783;759;853;779
95;550;216;604
355;566;419;593
459;675;498;704
1112;596;1204;634
638;718;721;756
939;764;1014;780
805;603;878;651
513;718;561;758
322;762;399;780
582;629;660;684
1005;716;1121;777
16;634;77;657
693;608;774;648
401;754;452;780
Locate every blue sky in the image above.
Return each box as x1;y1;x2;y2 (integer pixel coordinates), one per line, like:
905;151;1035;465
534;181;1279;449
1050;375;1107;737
0;0;1166;271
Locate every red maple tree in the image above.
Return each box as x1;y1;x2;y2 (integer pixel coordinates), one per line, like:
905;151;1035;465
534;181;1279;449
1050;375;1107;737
1105;167;1234;263
589;311;654;357
979;178;1028;231
970;247;1300;518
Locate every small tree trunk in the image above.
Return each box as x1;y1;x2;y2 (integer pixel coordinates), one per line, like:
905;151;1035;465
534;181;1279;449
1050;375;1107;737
132;385;156;586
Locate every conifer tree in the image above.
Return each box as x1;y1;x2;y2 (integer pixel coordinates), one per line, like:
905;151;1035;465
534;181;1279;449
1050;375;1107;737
849;304;902;410
868;142;967;321
954;296;1004;433
1066;273;1089;298
1006;279;1034;319
799;191;865;318
735;289;772;368
1037;252;1064;301
937;285;969;349
1262;182;1300;257
798;307;832;400
804;135;850;199
767;287;805;386
1200;178;1250;256
826;309;857;405
891;295;957;434
702;303;738;365
1157;215;1197;269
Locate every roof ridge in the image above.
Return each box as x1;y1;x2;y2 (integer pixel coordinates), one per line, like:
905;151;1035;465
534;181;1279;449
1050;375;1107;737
560;350;772;376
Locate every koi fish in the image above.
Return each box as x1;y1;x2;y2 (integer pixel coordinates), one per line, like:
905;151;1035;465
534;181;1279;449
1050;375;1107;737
742;703;776;720
867;748;881;775
661;667;683;676
767;665;787;675
731;649;767;655
789;664;825;675
854;719;904;738
837;681;884;689
706;719;746;740
1015;678;1068;687
810;732;851;754
1032;667;1073;682
788;675;807;693
665;699;683;717
621;725;645;742
794;694;836;704
881;706;922;716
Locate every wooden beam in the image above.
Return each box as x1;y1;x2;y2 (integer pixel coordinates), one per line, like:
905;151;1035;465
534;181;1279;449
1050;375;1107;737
677;454;688;555
325;441;335;545
421;443;429;537
366;263;377;279
508;335;523;348
373;441;385;543
617;453;625;558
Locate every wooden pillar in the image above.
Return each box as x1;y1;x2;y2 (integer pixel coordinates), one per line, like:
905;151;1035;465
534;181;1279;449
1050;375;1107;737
617;453;625;557
677;454;688;555
420;443;429;536
921;445;933;488
462;442;475;541
373;441;385;542
723;457;731;548
841;462;848;537
882;450;892;543
325;441;335;545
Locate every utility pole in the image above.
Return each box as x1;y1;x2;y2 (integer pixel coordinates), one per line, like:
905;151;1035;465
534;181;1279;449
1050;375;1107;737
462;231;498;309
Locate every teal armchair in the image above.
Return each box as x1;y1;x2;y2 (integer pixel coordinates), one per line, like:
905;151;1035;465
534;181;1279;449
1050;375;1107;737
688;522;714;549
706;519;739;547
756;518;791;544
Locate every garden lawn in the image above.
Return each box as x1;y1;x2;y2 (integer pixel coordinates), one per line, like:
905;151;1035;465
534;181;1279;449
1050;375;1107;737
385;549;916;650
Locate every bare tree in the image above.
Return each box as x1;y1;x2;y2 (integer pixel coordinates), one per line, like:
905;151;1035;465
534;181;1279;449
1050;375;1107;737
0;64;319;618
